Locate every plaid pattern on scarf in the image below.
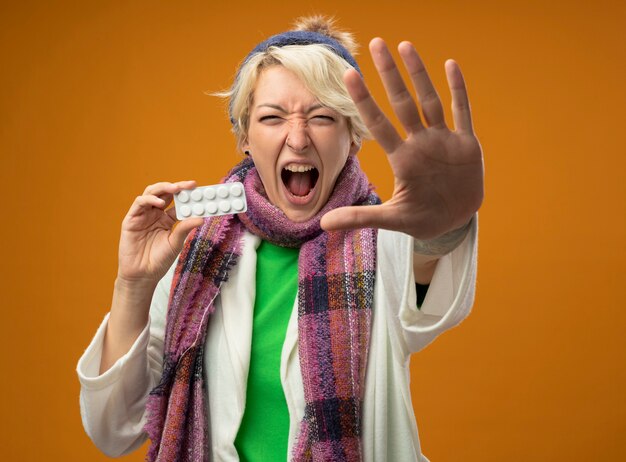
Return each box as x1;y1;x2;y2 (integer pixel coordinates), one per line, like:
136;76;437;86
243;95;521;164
145;155;380;461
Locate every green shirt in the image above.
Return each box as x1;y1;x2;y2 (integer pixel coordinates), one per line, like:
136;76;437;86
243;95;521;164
234;241;298;461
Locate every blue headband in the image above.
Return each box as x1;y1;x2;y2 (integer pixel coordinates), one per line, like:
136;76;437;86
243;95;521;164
230;30;361;125
242;30;361;75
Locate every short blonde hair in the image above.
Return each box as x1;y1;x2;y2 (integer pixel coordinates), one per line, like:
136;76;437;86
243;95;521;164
216;36;369;150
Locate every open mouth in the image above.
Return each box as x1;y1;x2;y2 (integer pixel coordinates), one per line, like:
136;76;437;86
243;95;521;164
281;164;320;197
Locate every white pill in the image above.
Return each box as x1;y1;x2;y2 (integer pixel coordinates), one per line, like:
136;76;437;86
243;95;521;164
192;203;204;215
191;189;203;201
203;188;216;200
230;184;243;197
232;198;244;211
219;200;231;212
217;186;229;198
178;191;190;203
180;205;191;217
206;202;217;214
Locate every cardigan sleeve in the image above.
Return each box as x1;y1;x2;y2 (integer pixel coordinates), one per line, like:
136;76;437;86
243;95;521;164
76;263;174;457
378;214;478;356
402;214;478;353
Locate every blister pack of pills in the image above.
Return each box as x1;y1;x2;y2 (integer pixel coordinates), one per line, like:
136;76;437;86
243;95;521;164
173;182;247;220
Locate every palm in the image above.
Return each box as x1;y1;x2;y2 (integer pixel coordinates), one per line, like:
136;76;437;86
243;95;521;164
321;38;483;240
383;126;482;239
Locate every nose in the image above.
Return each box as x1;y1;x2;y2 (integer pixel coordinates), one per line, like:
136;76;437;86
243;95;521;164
285;121;310;153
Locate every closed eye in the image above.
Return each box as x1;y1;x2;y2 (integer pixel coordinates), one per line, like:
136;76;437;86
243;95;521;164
259;115;282;122
314;115;335;120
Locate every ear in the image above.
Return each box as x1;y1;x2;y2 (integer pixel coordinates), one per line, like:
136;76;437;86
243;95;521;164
240;137;250;155
349;140;361;157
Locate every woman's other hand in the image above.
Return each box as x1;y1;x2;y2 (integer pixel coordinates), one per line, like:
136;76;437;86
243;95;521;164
100;180;203;374
117;180;204;288
321;38;483;242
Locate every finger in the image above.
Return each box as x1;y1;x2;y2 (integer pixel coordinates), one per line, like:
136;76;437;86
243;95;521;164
398;42;446;129
143;180;197;197
126;194;167;218
169;218;204;254
445;59;474;134
320;204;399;232
143;180;197;210
344;69;403;153
369;37;423;134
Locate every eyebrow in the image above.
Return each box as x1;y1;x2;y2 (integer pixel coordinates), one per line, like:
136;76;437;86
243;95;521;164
256;103;325;114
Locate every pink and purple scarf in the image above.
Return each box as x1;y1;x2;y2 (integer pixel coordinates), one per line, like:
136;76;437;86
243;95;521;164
145;155;380;461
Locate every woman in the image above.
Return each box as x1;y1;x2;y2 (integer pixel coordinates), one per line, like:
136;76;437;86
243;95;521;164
77;16;483;462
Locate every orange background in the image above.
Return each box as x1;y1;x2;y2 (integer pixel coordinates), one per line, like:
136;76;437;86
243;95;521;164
1;1;624;460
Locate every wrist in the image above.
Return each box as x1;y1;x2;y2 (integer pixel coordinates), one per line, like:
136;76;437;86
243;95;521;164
109;278;154;334
113;276;158;308
413;213;475;257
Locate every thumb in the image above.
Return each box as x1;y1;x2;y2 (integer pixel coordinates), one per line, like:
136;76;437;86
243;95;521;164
168;218;204;254
321;204;391;232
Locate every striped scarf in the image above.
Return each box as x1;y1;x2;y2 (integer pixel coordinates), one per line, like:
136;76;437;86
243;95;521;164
144;155;380;461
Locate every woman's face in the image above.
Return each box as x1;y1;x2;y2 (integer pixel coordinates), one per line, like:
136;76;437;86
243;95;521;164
243;65;358;222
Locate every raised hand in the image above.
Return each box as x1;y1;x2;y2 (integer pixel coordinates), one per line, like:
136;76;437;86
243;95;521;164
321;38;484;241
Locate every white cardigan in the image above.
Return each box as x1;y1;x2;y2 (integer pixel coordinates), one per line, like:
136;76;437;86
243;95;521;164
77;222;478;462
